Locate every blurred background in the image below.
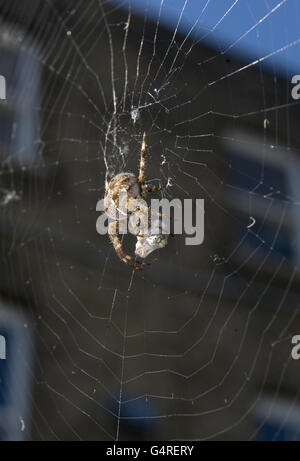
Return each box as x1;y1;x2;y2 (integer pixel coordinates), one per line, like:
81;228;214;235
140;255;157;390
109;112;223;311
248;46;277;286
0;0;300;441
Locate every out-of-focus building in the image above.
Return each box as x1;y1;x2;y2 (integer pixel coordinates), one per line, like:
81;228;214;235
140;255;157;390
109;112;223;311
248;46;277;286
0;0;300;440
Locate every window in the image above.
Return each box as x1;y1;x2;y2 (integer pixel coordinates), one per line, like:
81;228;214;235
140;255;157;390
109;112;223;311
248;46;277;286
0;25;40;165
0;302;33;440
224;130;300;267
255;395;300;441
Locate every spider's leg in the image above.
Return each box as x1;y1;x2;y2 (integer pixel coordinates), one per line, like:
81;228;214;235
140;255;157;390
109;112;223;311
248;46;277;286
146;185;161;193
139;132;146;188
105;171;110;192
140;183;161;201
108;221;149;270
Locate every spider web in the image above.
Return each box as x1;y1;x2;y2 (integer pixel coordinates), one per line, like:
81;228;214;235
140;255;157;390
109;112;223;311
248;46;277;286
1;0;300;441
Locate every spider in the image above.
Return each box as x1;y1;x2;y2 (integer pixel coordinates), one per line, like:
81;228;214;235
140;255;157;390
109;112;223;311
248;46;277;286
104;133;168;270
